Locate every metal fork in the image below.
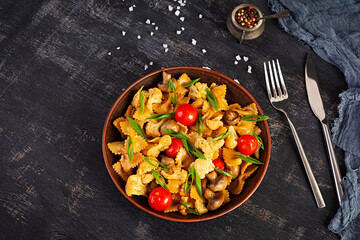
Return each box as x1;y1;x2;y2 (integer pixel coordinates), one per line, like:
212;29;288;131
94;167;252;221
264;59;326;208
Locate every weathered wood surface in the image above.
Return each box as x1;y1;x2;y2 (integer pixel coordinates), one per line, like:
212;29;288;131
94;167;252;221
0;0;347;239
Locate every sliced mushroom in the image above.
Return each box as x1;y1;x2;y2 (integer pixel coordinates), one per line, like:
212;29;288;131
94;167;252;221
207;174;228;192
206;171;217;181
157;71;172;92
226;165;240;179
147;179;159;194
160;119;180;135
207;191;225;211
204;188;215;200
224;110;240;125
161;155;175;166
228;175;245;195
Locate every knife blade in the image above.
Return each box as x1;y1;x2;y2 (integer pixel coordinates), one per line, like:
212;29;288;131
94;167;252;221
305;53;344;205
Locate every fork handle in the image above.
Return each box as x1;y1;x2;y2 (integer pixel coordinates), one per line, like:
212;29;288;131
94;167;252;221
321;122;343;205
285;115;326;208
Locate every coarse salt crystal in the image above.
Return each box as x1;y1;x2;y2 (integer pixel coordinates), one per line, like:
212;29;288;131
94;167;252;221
145;19;151;24
108;52;111;55
234;79;239;83
247;65;252;73
175;10;180;16
129;6;133;11
144;64;148;70
234;61;238;65
191;39;197;45
177;6;180;9
149;61;153;65
181;27;185;31
199;14;203;18
168;5;173;11
235;55;241;60
137;35;141;39
163;44;168;48
165;48;169;53
117;47;120;50
202;49;207;53
133;4;136;7
176;30;181;35
243;56;249;62
155;26;159;30
202;66;211;70
152;22;155;25
150;31;154;36
122;31;126;36
122;88;126;91
180;17;185;22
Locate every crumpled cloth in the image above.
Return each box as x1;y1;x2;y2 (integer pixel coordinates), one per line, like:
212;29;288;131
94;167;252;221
267;0;360;239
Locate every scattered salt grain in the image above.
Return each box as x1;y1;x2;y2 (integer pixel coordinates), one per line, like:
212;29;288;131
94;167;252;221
152;22;155;25
133;4;136;7
116;47;120;50
234;61;238;65
150;31;154;36
163;44;168;48
145;19;151;24
243;56;249;62
234;79;240;83
144;64;148;70
199;14;203;18
202;49;207;53
176;30;181;35
165;48;169;53
155;26;159;30
168;5;173;11
175;10;180;16
180;17;185;22
177;6;180;10
137;35;141;39
108;52;111;55
191;39;197;45
122;88;126;91
181;27;185;31
122;31;126;36
202;66;211;70
149;61;153;65
129;6;134;11
247;65;252;73
235;55;241;61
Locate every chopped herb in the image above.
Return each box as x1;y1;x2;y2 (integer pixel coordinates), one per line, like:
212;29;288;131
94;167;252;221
162;129;189;140
147;112;175;120
206;88;218;111
126;116;147;139
188;142;206;160
184;78;200;87
196;112;203;136
235;155;264;165
145;158;169;170
184;166;195;194
127;136;134;163
241;115;269;122
214;167;235;178
140;91;145;114
194;168;202;197
252;130;264;150
180;202;201;216
152;169;168;190
211;131;232;142
168;79;177;106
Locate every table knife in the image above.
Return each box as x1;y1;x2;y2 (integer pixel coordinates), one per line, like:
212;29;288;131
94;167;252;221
305;53;344;205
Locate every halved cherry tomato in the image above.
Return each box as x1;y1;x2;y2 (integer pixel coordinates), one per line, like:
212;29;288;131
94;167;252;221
165;138;183;158
237;135;258;155
148;187;172;211
175;104;198;126
213;158;225;174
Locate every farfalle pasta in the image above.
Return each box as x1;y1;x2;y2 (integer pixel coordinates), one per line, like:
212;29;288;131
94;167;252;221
107;72;268;216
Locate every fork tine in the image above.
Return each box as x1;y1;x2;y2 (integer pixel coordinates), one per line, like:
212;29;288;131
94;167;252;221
264;62;272;99
276;59;288;97
267;61;277;97
272;60;283;97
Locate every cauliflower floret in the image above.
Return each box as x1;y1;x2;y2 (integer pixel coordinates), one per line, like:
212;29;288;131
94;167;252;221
224;126;239;149
145;119;165;138
147;88;162;112
189;82;207;100
190;158;214;179
125;175;147;196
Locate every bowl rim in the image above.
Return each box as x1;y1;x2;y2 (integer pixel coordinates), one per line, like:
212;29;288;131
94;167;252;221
102;66;271;222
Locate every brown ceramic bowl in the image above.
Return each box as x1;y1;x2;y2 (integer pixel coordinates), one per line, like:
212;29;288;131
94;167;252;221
102;66;271;222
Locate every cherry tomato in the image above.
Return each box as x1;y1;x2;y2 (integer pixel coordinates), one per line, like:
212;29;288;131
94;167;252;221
148;187;172;211
237;135;258;155
175;104;198;126
165;138;183;158
213;158;225;174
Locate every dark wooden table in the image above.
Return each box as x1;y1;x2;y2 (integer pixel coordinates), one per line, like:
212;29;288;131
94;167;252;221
0;0;347;239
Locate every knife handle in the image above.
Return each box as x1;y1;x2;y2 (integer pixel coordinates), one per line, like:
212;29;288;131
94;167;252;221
285;115;326;208
321;122;343;205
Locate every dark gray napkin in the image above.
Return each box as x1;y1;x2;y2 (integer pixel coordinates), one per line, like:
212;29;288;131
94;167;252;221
267;0;360;239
